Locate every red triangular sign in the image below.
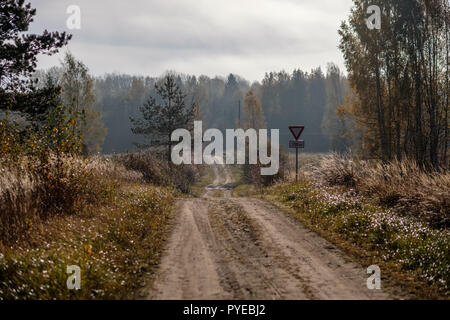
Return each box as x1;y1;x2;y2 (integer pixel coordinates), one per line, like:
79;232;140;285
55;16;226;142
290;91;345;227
289;126;305;140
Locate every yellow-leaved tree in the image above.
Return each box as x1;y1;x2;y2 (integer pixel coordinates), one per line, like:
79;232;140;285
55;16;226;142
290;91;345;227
60;53;107;154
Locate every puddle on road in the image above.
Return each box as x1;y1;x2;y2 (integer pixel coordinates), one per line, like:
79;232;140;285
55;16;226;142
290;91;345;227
205;184;234;191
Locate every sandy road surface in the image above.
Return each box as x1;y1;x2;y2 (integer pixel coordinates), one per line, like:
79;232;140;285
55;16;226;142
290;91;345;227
148;165;395;300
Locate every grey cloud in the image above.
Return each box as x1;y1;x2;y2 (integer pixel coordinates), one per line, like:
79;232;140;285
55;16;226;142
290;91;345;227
29;0;353;81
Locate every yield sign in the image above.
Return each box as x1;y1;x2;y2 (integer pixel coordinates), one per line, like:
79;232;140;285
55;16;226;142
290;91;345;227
289;126;305;141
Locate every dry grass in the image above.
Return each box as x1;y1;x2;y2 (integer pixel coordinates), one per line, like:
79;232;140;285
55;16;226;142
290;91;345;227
0;182;175;299
266;182;450;297
0;153;179;299
0;153;149;245
310;153;449;228
87;155;144;183
0;121;194;299
115;152;200;193
243;149;289;187
266;152;450;297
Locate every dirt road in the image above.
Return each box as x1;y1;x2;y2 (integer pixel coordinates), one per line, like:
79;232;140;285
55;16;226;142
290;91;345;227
148;165;394;300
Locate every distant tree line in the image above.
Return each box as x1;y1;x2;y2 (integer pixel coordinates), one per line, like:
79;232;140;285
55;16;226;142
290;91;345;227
253;66;353;152
90;67;351;154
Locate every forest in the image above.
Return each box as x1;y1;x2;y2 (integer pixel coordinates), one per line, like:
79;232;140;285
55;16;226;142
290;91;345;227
340;0;449;169
34;63;350;155
31;3;449;170
2;0;449;168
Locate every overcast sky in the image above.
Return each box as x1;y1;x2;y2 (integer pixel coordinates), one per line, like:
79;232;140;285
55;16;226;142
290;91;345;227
29;0;354;82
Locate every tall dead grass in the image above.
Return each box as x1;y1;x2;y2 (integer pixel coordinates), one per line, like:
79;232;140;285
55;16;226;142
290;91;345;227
116;152;199;193
312;153;449;227
0;155;140;245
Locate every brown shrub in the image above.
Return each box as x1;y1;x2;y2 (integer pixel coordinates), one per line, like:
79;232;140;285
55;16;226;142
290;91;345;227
243;146;289;187
115;152;199;193
312;153;450;227
0;155;134;245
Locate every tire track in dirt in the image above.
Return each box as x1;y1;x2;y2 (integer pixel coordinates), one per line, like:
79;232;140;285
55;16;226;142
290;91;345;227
149;198;230;300
148;164;397;300
207;200;310;299
232;198;391;300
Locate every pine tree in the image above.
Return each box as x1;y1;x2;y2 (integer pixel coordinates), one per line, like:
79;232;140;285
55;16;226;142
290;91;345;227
0;0;71;116
130;74;196;162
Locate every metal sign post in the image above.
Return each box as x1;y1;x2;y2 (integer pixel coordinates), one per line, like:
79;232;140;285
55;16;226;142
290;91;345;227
289;126;305;182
